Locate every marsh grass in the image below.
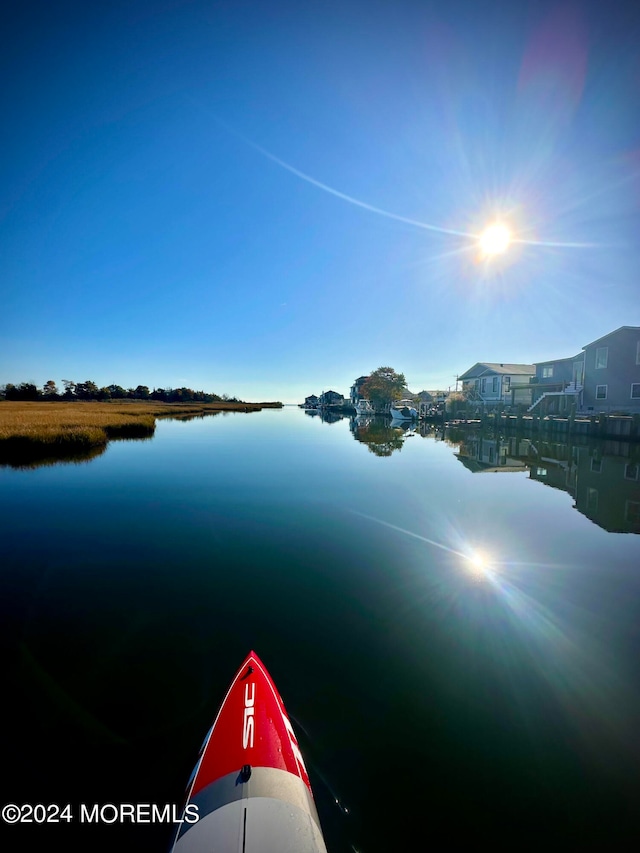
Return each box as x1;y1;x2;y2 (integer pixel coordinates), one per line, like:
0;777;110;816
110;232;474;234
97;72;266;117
0;400;266;465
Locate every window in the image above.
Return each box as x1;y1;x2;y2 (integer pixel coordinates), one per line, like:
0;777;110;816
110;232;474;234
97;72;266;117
492;376;498;393
596;385;607;399
591;458;602;473
631;383;640;399
625;501;640;526
624;463;639;481
542;366;554;378
637;341;640;365
587;488;598;512
481;378;486;393
595;347;608;369
503;376;510;392
536;467;547;477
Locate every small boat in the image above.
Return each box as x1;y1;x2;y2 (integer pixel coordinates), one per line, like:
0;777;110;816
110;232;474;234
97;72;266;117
389;399;419;421
170;651;328;853
355;399;376;415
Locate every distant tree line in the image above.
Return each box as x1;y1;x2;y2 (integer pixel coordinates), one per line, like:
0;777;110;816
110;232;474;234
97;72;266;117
0;380;242;404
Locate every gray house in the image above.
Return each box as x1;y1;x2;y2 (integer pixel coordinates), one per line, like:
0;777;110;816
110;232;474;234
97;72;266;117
529;353;584;414
581;326;640;414
529;325;640;415
458;363;536;408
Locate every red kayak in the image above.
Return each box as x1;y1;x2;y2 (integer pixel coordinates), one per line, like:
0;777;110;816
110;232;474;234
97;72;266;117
170;651;328;852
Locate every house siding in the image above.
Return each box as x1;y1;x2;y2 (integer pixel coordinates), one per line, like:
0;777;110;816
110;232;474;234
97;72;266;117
459;363;535;406
534;357;576;386
582;328;640;414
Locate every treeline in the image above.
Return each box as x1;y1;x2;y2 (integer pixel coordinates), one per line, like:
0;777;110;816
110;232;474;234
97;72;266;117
1;380;243;404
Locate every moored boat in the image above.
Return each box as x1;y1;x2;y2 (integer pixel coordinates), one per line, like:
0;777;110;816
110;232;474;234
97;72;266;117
355;399;376;415
389;399;419;421
171;651;328;853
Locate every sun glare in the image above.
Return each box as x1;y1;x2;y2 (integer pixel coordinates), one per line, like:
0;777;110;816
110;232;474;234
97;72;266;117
465;551;493;580
479;223;512;256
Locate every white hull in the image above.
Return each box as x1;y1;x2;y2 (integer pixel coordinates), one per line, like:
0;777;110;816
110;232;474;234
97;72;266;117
355;400;376;415
389;402;418;421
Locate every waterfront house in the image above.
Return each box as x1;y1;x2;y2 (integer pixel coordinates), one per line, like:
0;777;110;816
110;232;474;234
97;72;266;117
528;353;584;414
304;394;320;409
458;363;535;408
349;376;370;406
529;326;640;415
581;326;640;414
318;390;345;407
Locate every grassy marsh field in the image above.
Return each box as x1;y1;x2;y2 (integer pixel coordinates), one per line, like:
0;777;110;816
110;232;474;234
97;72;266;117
0;400;275;463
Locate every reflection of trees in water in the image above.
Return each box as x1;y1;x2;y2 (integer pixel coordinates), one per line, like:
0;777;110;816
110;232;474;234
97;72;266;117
350;417;408;456
162;412;223;423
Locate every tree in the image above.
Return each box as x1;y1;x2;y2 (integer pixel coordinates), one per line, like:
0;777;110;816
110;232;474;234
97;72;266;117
6;382;40;401
75;380;99;400
42;380;59;398
62;380;76;400
359;367;407;411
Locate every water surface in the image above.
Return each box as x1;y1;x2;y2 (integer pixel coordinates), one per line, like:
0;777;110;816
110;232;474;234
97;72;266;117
2;407;639;850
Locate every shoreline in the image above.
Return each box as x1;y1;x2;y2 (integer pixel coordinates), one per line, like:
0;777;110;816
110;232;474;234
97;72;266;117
0;400;282;465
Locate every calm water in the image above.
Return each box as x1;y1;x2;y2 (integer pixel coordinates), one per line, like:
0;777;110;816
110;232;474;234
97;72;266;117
2;407;640;850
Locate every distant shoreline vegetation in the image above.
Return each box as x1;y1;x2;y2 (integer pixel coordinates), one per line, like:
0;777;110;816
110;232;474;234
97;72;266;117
1;379;245;404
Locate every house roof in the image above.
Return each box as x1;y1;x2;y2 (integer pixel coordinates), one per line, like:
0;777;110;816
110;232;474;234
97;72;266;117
582;326;640;349
458;362;535;380
455;455;528;473
534;354;583;366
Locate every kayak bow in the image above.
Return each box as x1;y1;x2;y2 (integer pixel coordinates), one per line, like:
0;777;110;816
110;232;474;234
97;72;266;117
171;650;328;852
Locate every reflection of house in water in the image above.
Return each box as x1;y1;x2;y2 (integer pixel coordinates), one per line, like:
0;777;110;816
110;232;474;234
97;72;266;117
305;408;345;424
531;442;640;533
454;434;533;473
452;427;640;534
574;445;640;533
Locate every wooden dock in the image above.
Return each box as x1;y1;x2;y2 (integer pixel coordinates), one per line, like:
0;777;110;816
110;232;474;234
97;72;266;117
457;412;640;441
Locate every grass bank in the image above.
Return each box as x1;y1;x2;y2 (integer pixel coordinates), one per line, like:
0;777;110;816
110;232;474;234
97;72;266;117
0;400;279;461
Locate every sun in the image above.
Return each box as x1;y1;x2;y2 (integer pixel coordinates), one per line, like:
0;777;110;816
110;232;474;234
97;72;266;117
478;223;512;256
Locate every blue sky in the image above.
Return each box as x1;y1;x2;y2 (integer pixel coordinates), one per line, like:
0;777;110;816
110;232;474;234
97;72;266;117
2;0;639;402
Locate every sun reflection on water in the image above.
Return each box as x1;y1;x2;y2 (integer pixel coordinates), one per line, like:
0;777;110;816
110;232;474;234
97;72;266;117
350;508;638;768
464;550;492;581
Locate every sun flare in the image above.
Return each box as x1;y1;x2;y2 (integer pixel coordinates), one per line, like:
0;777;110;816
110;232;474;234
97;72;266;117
479;223;512;256
465;551;493;580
